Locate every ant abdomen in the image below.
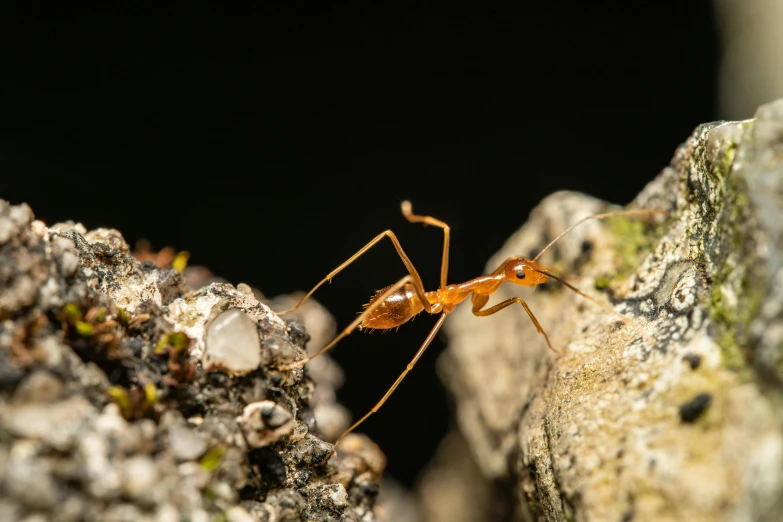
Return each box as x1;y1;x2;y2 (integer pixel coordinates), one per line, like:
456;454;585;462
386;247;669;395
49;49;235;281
361;283;424;330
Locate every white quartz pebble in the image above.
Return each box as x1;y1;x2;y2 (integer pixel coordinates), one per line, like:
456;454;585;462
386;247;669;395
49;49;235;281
203;310;261;373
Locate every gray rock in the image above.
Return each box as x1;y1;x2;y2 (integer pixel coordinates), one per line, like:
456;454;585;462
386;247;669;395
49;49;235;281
431;98;783;520
0;195;385;521
168;424;208;462
5;455;58;510
121;456;159;499
11;370;63;404
6;396;96;450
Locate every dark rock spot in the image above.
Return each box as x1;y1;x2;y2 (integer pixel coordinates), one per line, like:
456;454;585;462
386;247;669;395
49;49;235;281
679;393;712;423
682;353;702;370
581;239;593;255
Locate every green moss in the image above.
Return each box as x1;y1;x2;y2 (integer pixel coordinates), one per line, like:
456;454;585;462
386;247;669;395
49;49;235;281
200;446;224;472
107;386;131;418
704;135;766;377
155;331;191;354
594;276;611;290
64;302;82;320
143;382;158;406
172;250;190;273
720;142;737;178
74;321;94;337
607;216;661;280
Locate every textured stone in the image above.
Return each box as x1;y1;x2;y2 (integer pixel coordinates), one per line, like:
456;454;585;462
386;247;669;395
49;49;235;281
433;98;783;520
0;197;386;521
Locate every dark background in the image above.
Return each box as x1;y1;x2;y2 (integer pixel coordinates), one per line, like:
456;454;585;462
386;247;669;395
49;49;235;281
1;3;719;487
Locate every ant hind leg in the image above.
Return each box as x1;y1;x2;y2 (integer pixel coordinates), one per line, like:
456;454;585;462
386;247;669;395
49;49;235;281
333;313;448;448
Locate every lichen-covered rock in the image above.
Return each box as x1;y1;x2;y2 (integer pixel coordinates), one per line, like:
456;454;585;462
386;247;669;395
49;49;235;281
430;98;783;521
0;201;386;521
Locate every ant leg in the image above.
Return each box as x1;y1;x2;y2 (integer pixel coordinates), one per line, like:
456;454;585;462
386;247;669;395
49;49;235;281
279;275;412;370
472;297;561;354
277;230;435;315
334;313;448;447
532;209;666;262
401;201;451;289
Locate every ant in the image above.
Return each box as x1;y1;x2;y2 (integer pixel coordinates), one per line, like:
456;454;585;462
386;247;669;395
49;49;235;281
277;201;664;448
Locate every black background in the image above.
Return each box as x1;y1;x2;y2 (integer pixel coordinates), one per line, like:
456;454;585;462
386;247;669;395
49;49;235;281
2;3;719;487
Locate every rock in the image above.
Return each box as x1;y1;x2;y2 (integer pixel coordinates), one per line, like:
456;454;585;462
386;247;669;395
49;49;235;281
11;370;62;404
238;401;295;448
5;454;58;510
168;424;208;461
203;309;262;373
0;198;385;520
431;98;783;520
121;456;159;499
225;506;255;522
374;479;423;522
266;293;350;442
416;431;503;522
5;396;97;450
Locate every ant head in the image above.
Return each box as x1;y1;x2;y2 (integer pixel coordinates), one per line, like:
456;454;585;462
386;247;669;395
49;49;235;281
504;258;548;287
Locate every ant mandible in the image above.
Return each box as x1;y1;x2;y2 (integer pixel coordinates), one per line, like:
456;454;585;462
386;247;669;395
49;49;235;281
277;201;664;448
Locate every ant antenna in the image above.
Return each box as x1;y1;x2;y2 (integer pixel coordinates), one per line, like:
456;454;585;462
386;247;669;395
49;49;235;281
532;209;666;263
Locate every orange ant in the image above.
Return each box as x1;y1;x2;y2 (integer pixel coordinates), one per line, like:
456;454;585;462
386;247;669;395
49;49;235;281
277;201;664;447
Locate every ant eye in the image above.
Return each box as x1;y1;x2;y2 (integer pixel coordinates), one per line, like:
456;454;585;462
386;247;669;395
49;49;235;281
516;271;526;280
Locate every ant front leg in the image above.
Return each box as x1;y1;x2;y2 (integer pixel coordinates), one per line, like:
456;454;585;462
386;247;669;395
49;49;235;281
472;295;561;354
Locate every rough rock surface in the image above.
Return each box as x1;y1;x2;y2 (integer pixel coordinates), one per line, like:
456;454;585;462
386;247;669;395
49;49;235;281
424;99;783;521
0;203;388;521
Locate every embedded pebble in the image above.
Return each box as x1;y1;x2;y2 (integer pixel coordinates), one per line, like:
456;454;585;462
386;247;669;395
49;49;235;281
314;483;349;510
122;456;159;499
203;309;262;373
12;370;63;404
7;396;96;449
80;432;123;499
6;457;58;509
168;424;207;461
0;217;13;244
238;400;295;448
225;506;255;522
0;501;21;522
